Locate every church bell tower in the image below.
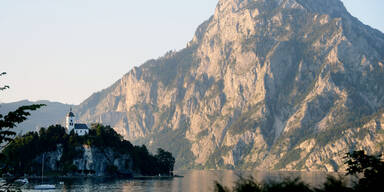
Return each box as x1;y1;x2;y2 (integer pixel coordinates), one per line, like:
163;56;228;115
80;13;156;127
65;108;75;132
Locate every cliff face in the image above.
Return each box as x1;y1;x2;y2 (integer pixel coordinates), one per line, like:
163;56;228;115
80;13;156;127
75;0;384;170
42;145;133;176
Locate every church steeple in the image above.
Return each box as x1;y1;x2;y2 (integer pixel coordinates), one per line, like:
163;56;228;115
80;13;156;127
65;107;75;132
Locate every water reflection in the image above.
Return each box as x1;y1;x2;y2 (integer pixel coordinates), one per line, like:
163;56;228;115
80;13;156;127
21;170;344;192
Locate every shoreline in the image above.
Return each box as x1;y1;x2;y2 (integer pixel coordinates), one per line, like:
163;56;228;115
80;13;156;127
2;174;183;181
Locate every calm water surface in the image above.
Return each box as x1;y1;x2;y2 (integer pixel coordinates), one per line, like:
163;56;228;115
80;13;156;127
22;170;345;192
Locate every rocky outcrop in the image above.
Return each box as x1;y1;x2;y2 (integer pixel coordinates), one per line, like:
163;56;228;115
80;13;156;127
40;145;133;176
72;145;132;176
74;0;384;170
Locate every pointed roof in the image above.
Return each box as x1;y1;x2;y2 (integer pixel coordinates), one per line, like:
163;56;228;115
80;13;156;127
66;107;75;117
74;123;88;130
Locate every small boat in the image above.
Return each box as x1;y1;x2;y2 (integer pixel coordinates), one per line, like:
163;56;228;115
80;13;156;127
34;184;56;190
34;153;56;190
15;178;29;184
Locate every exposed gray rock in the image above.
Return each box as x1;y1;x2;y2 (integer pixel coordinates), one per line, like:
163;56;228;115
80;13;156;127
73;0;384;171
38;145;133;176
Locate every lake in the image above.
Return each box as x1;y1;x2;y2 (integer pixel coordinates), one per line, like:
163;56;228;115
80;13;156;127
21;170;348;192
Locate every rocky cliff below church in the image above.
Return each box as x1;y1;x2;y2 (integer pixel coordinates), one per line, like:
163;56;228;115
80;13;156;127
72;0;384;171
40;145;133;177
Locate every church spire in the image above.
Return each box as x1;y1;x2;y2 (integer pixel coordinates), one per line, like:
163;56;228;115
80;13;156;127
65;107;75;132
67;107;75;117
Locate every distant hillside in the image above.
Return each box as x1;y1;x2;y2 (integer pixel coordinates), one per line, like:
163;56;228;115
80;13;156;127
0;100;70;134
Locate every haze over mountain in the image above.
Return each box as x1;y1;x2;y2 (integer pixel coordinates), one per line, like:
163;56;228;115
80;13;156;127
4;0;384;171
0;100;70;134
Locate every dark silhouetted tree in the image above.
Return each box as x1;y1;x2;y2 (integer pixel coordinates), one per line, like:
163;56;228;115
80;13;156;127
155;148;175;175
0;72;45;191
344;150;384;191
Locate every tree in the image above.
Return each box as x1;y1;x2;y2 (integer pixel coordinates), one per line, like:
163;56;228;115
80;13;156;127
0;72;45;150
344;150;384;191
155;148;175;175
0;72;45;191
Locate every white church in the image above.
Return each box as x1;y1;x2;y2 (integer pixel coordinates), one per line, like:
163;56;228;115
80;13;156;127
65;108;89;136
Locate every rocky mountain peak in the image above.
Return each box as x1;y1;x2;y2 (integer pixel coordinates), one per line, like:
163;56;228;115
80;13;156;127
215;0;349;17
296;0;349;17
76;0;384;170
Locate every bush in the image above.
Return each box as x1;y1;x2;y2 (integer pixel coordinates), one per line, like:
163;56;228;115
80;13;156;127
344;150;384;192
315;176;353;192
214;150;384;192
265;178;312;192
106;165;118;176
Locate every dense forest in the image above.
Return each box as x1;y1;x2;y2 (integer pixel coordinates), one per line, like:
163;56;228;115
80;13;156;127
0;124;175;177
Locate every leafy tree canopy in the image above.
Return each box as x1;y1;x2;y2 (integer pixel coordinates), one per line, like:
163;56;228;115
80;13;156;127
0;72;45;191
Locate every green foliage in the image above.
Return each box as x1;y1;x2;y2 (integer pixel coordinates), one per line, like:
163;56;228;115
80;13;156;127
265;178;312;192
87;123;123;149
1;124;175;176
0;72;10;91
155;148;175;174
106;165;118;176
0;72;44;191
214;182;231;192
214;150;384;192
315;176;353;192
0;104;45;146
233;177;262;192
129;146;174;176
214;177;309;192
344;150;384;191
1;125;68;175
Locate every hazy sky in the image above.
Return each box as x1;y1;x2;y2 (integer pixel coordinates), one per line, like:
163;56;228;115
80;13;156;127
1;0;383;105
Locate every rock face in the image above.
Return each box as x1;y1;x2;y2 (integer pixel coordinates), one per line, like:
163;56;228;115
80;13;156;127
42;145;133;176
75;0;384;170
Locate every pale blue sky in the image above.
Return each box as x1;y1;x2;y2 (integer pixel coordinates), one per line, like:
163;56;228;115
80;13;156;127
0;0;383;105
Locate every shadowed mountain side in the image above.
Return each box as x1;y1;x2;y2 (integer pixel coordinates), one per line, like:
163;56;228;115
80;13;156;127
0;100;70;134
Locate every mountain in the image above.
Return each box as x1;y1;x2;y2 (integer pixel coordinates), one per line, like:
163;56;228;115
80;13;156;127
74;0;384;171
0;100;70;134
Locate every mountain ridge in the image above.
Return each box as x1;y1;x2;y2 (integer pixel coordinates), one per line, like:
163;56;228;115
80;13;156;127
0;100;71;134
5;0;383;171
74;0;384;170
